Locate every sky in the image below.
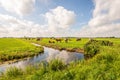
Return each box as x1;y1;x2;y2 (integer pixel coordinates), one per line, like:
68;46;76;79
0;0;120;37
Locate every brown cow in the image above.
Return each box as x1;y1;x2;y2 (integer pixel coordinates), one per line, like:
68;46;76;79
65;38;69;43
49;40;55;43
76;38;81;41
55;38;62;43
36;38;41;41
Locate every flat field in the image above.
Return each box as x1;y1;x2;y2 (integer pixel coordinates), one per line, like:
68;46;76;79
31;38;89;53
0;38;43;63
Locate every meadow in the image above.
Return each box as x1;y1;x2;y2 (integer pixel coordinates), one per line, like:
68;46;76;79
31;38;89;53
0;38;120;80
0;38;43;64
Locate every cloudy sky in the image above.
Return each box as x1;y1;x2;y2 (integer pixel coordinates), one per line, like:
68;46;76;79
0;0;120;37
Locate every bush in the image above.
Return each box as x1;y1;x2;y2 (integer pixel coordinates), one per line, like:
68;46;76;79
84;44;99;59
84;40;100;59
84;39;113;59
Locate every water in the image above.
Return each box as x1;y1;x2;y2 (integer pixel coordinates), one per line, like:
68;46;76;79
0;44;84;73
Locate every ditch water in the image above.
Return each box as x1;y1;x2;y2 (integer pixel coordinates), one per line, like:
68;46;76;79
0;44;84;73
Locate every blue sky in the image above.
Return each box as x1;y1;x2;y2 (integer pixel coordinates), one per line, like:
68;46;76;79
25;0;94;28
0;0;120;37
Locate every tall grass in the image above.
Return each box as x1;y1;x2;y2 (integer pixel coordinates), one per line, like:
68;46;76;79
5;67;23;77
48;59;66;71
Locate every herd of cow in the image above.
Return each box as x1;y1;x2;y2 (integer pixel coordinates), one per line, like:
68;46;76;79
36;38;81;43
24;37;82;43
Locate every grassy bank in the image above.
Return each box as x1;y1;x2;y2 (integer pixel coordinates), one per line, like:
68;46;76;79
31;38;89;53
0;38;44;64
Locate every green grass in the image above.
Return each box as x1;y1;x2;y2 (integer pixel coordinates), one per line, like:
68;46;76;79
37;38;88;48
0;38;44;62
31;38;89;53
96;38;120;44
0;38;120;80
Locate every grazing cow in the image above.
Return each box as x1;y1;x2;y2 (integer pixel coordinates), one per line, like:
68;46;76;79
36;38;41;41
49;40;55;43
76;38;81;41
65;38;69;43
55;38;62;43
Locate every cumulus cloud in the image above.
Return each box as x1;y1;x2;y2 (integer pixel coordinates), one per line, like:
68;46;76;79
0;14;47;37
0;6;76;37
78;0;120;37
0;0;35;16
45;6;75;32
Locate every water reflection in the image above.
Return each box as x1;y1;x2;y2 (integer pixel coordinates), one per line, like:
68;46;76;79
0;46;84;73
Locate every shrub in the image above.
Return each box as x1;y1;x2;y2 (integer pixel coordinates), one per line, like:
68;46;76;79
84;39;113;59
84;40;100;59
84;44;99;58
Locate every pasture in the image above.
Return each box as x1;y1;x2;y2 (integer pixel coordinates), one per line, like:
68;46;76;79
0;38;120;80
0;38;43;63
31;38;89;53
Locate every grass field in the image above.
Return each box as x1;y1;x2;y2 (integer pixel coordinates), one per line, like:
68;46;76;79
0;38;43;63
31;38;89;53
0;38;120;80
36;38;89;48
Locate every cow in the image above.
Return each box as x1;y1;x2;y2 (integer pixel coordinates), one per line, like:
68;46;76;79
49;40;55;43
36;38;41;41
76;38;81;41
55;38;62;43
65;38;69;43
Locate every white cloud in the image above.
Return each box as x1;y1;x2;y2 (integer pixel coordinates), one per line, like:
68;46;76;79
1;0;119;37
0;6;76;37
0;14;47;37
45;6;75;32
78;0;120;37
0;0;35;16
